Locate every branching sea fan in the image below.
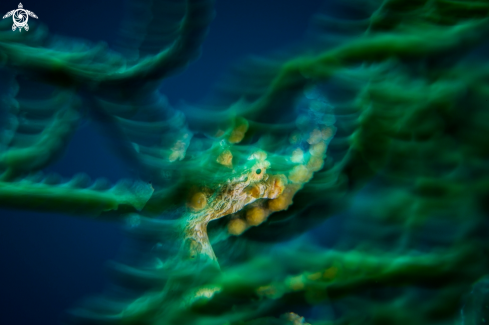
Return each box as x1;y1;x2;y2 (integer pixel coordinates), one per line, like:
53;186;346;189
1;0;489;324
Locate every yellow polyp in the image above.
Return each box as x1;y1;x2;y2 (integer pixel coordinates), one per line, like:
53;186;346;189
307;128;322;145
228;118;249;144
214;129;225;138
288;165;313;183
168;140;187;162
172;140;186;151
247;184;262;198
216;149;233;167
193;286;222;300
256;285;278;298
246;206;267;226
268;186;296;212
251;150;267;161
323;266;338;280
291;148;304;163
283;312;310;325
321;126;334;140
168;150;183;162
268;195;287;212
287;275;305;291
189;192;207;211
307;272;322;281
227;218;248;235
309;141;327;157
307;156;324;172
267;174;286;198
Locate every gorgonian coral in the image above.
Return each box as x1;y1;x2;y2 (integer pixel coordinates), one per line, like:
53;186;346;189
1;0;489;324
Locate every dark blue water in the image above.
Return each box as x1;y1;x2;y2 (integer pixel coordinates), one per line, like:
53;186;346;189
0;1;325;324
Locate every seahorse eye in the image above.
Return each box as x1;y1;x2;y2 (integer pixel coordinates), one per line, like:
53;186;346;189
256;168;262;175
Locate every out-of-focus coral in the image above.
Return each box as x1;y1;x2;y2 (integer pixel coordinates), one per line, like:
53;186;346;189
1;0;489;324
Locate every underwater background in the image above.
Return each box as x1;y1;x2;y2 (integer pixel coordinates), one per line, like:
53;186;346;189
1;0;489;324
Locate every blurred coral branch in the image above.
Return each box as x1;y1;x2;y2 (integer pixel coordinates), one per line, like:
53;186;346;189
1;0;489;324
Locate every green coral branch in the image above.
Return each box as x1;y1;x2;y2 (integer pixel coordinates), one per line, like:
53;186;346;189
0;94;81;181
0;177;153;216
0;0;215;89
